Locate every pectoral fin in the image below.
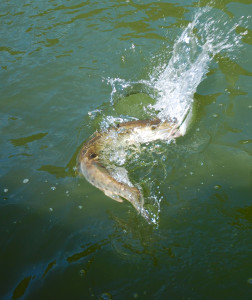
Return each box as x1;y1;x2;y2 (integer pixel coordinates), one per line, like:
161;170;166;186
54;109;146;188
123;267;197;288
104;190;124;203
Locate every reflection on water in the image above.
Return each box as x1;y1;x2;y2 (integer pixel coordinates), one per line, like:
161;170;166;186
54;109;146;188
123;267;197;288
10;133;48;147
12;276;32;300
0;0;252;299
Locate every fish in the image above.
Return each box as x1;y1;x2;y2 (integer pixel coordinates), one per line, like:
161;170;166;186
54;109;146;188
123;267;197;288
78;118;182;222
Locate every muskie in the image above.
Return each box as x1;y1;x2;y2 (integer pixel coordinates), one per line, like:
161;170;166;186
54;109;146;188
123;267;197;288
78;119;182;221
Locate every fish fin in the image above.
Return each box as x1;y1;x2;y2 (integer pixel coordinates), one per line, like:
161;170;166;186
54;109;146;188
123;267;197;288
104;190;124;203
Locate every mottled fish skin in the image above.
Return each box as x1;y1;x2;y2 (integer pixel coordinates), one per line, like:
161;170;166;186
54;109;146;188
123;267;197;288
78;119;182;221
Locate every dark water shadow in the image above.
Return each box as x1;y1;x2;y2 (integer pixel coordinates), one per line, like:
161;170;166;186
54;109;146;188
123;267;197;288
37;142;82;178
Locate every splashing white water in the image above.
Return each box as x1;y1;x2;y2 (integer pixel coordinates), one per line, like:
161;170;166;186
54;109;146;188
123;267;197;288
104;7;243;133
94;6;245;224
151;7;243;130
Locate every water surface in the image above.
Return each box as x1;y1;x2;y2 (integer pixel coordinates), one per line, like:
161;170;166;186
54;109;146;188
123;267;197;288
0;0;252;299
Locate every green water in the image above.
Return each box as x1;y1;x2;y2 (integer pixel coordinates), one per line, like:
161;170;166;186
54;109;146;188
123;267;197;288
1;0;252;299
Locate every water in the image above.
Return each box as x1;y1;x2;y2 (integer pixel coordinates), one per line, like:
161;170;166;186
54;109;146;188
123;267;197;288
1;0;252;299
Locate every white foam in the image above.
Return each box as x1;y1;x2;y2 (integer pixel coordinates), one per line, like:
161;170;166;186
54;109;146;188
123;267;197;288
152;7;242;129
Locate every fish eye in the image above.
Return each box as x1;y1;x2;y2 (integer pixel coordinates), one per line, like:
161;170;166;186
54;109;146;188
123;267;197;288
90;153;97;159
151;125;157;130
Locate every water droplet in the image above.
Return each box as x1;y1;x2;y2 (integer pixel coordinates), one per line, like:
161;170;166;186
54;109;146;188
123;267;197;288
240;140;250;144
247;278;252;285
23;178;29;184
78;205;83;209
51;186;56;191
241;30;248;36
49;208;53;212
212;113;219;118
214;185;221;190
4;188;8;193
79;269;86;277
100;292;112;300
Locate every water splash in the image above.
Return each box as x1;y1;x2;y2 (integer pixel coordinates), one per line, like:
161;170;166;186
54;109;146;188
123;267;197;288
151;7;243;128
104;7;243;131
94;6;245;225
